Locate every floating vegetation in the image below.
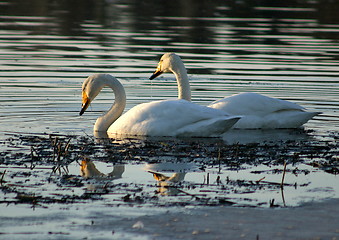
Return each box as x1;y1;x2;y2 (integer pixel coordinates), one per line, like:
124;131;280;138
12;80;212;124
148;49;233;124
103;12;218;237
0;132;338;208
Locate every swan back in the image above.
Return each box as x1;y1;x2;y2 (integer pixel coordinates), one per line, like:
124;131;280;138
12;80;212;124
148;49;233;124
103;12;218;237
208;92;304;116
209;92;319;128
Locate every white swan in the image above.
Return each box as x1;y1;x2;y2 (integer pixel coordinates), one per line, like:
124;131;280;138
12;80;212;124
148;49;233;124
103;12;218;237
79;74;240;137
150;53;320;129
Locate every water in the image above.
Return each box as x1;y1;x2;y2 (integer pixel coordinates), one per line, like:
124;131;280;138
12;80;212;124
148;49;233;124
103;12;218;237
0;0;339;238
0;0;338;137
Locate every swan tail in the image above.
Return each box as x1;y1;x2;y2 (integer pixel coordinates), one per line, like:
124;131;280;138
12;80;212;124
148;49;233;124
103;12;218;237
176;116;241;137
281;111;320;128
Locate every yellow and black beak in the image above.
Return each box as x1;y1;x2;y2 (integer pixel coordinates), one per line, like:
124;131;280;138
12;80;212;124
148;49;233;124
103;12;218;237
79;91;91;116
149;69;163;80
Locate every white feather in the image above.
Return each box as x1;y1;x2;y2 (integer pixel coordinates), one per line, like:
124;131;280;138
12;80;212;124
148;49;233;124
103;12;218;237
150;53;320;129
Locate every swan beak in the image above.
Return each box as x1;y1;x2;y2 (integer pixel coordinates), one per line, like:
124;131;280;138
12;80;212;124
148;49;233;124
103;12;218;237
149;69;163;80
80;92;90;116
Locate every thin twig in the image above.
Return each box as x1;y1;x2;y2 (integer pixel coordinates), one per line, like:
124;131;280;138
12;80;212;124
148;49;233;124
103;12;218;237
64;138;72;155
256;177;266;183
52;136;58;162
218;148;221;174
57;142;62;162
0;170;6;185
164;185;209;201
281;161;287;189
216;175;221;185
206;172;210;185
281;186;286;207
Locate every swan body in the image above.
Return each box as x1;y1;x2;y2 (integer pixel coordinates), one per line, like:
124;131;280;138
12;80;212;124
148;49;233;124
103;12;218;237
150;53;319;129
80;74;240;137
107;99;240;137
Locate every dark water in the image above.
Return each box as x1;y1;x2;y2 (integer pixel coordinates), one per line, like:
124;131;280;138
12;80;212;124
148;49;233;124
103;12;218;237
0;0;338;137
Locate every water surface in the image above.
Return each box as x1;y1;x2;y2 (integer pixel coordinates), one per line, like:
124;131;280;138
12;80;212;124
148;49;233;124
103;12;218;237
0;0;338;138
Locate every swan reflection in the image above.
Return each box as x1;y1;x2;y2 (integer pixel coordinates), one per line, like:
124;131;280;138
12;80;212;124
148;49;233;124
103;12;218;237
96;124;314;144
149;171;186;183
80;160;124;180
145;162;195;196
148;171;187;195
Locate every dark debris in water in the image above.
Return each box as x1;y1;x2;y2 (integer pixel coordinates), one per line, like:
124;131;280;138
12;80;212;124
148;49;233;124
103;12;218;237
0;132;338;208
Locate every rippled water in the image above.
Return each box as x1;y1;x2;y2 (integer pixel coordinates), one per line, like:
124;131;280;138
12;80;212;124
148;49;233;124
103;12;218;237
0;1;338;238
0;0;338;138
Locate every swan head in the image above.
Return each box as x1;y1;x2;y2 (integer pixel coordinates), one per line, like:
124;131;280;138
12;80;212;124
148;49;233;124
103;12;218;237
150;53;185;80
80;74;111;116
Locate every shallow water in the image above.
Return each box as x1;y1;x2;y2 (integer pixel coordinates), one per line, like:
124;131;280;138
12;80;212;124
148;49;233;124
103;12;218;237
0;0;339;238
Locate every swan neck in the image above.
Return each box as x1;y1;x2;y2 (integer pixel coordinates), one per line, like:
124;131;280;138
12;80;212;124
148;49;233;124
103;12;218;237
173;66;191;101
94;77;126;132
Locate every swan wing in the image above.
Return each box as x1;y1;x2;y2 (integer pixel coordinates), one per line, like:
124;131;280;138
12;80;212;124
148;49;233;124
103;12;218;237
209;93;319;129
108;99;240;137
175;115;240;137
208;92;304;116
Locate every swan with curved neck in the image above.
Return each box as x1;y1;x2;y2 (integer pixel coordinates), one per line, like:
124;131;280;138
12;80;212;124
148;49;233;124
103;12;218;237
80;74;126;132
79;74;240;137
150;53;320;129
